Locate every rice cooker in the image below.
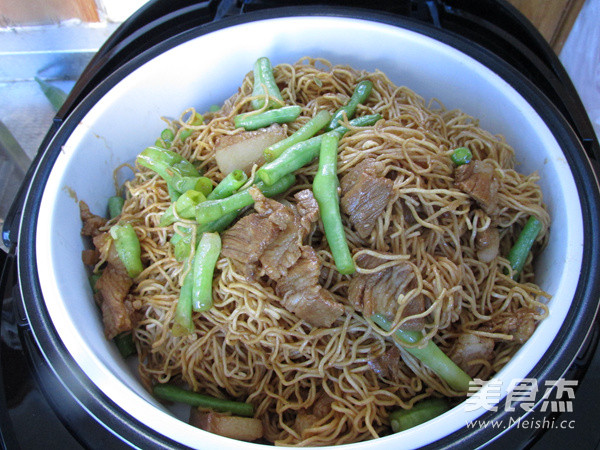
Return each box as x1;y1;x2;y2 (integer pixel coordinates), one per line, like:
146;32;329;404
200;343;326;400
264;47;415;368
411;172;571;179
1;0;600;448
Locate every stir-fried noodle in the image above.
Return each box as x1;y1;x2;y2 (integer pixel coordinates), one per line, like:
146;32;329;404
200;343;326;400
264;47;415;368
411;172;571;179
105;58;549;445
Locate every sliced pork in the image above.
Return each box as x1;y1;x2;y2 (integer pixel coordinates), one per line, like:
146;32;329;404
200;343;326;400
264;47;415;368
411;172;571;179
79;201;107;237
454;160;499;213
222;189;344;327
482;308;537;345
95;264;134;339
450;333;495;377
340;158;394;239
367;345;403;380
275;246;344;328
349;252;424;331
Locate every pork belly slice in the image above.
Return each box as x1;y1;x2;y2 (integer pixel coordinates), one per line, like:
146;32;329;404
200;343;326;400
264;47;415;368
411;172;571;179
95;263;134;340
340;158;394;239
79;201;107;237
454;160;499;213
275;246;345;328
367;345;403;380
450;333;495;378
349;252;425;331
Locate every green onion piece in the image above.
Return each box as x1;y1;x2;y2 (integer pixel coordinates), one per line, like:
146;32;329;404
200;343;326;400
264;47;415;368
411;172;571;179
451;147;472;166
371;314;472;392
389;398;449;432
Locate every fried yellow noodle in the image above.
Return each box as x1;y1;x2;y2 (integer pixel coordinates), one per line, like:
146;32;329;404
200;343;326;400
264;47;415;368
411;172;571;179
113;58;550;446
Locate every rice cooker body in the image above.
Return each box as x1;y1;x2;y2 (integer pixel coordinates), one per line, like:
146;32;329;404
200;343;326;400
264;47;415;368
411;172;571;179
6;4;600;449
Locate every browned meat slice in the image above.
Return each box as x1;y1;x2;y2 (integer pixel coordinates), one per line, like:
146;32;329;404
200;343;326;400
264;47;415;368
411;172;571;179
454;160;499;213
79;201;107;237
482;308;537;344
340;158;394;239
221;211;283;278
293;394;334;437
349;252;424;330
294;188;320;233
450;333;495;377
222;188;319;280
475;227;500;263
368;345;402;380
276;247;344;328
95;264;134;339
81;248;100;266
258;190;319;279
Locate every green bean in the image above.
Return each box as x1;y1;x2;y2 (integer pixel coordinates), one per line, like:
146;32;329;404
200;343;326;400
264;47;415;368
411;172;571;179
506;216;542;279
264;110;331;162
138;146;199;178
167;183;180;202
207;169;248;200
108;196;124;219
258;114;382;186
173;266;194;336
313;133;355;275
161;128;175;146
137;146;206;197
451;147;472;166
160;190;207;226
170;176;213;197
389;398;449;432
234;105;302;131
371;314;472;392
113;332;136;358
331;114;382;136
251;57;284;110
152;383;254;417
109;223;143;278
327;80;373;130
191;232;221;312
195;174;296;225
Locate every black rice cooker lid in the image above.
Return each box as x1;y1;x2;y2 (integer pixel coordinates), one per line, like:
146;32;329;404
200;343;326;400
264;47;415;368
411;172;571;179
7;4;600;449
